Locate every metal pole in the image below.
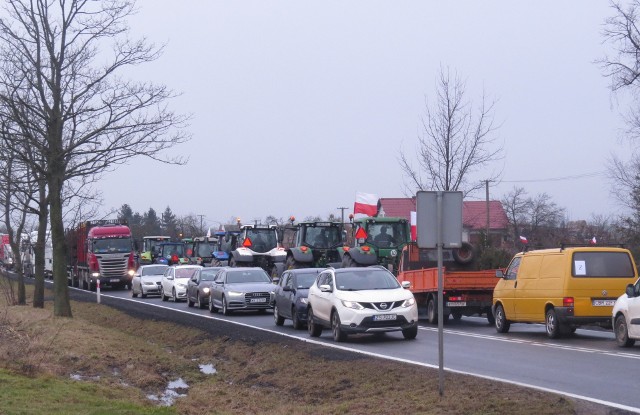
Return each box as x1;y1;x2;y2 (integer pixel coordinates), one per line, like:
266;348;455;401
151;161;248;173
485;180;490;247
337;207;348;225
437;191;444;396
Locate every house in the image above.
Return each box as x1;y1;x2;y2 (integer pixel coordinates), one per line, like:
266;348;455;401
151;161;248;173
377;197;509;246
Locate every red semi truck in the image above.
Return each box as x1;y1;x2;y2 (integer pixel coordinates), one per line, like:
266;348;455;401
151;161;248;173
396;242;498;325
67;220;136;290
0;234;14;270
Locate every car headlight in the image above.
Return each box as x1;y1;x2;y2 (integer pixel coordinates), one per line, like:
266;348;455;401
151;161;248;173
177;283;186;288
228;291;244;296
202;287;210;294
143;281;155;286
341;300;365;310
299;298;308;305
402;297;416;307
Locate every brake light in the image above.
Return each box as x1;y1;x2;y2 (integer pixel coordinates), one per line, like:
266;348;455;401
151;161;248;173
171;254;179;263
355;227;367;239
563;297;574;307
449;296;463;302
362;246;370;252
243;238;252;248
301;246;308;253
343;246;350;252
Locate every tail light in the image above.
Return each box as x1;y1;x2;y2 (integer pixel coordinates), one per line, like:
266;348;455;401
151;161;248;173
343;246;350;252
171;254;179;263
362;246;370;252
88;253;99;272
449;296;464;302
301;246;308;253
563;297;574;307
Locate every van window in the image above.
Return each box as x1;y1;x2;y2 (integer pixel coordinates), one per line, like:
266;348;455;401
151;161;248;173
504;257;521;280
571;252;635;278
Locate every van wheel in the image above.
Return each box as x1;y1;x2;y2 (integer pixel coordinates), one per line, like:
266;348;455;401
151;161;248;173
615;315;636;347
545;308;567;339
494;304;510;333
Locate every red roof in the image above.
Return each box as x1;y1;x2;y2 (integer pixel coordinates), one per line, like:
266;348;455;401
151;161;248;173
378;197;509;230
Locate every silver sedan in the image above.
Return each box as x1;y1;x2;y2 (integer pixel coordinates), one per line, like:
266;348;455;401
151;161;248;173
131;264;168;298
208;267;276;315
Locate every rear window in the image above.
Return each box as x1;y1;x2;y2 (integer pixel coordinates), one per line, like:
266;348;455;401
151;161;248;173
571;252;636;278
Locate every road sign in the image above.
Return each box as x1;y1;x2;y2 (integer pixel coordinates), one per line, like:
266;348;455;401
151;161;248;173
416;191;463;249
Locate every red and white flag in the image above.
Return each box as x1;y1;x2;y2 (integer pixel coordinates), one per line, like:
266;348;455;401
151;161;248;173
519;235;528;244
410;211;417;241
353;192;379;216
590;236;597;244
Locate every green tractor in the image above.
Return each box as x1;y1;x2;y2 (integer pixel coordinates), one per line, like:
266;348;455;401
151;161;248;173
282;219;345;273
139;236;171;265
341;216;411;274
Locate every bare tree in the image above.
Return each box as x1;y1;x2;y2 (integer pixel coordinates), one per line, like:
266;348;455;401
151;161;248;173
0;0;190;317
501;187;532;244
399;66;503;196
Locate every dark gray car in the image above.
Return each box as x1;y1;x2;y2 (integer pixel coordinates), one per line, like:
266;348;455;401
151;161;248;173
208;267;276;315
187;267;224;309
273;268;324;329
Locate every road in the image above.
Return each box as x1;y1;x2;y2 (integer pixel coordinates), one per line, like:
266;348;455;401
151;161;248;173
70;284;640;413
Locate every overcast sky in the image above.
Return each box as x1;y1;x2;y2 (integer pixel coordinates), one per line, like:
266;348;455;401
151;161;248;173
99;1;635;227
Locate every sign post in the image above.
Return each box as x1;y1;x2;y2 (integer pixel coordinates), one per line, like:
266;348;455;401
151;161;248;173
416;191;463;397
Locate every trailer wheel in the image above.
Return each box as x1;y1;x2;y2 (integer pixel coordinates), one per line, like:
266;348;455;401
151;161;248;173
427;297;437;324
452;242;474;264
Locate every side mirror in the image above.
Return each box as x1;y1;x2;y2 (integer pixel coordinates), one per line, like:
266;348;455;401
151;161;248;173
319;284;332;293
272;278;280;285
283;286;292;292
626;284;635;298
401;281;411;289
495;269;504;279
166;276;174;280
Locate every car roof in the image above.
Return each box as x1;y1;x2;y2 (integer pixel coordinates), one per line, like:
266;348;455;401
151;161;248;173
140;264;168;269
286;268;326;274
334;267;389;274
171;265;202;269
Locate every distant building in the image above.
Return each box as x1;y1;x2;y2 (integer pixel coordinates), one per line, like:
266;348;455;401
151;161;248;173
377;197;509;246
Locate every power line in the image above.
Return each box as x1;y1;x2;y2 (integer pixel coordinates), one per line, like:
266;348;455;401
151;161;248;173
500;171;605;183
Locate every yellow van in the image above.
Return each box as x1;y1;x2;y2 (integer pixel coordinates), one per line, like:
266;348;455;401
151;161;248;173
492;246;638;338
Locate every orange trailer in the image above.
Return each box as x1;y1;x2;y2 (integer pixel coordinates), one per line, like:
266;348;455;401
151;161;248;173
397;242;499;325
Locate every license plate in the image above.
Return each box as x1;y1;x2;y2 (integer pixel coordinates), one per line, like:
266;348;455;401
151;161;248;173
250;298;267;303
447;302;467;307
373;314;397;321
110;278;120;283
592;299;615;306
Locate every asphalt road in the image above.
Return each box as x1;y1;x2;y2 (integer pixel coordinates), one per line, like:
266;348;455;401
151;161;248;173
52;282;640;413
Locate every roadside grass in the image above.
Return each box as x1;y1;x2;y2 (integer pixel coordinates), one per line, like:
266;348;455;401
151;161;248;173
0;282;620;414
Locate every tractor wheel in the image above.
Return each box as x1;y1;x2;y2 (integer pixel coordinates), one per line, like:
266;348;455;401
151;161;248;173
341;255;357;268
285;256;299;270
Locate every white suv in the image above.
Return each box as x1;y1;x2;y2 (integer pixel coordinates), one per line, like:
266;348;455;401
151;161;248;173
306;267;418;342
612;278;640;347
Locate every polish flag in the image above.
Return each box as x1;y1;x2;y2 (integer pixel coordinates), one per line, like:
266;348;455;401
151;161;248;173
353;192;379;216
519;235;528;244
410;211;417;241
590;236;597;244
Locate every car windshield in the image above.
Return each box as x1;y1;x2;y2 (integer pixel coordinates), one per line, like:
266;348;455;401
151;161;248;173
244;229;277;252
175;268;199;279
196;242;217;257
295;272;318;289
365;222;407;249
335;269;400;291
162;244;185;257
92;238;132;254
141;265;168;276
303;225;341;248
227;270;271;284
200;268;220;281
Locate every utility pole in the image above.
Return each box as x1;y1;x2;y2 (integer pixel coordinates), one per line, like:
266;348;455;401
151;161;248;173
484;180;492;247
337;207;348;224
197;214;205;235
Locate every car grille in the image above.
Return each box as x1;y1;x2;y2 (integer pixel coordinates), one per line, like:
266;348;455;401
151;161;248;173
360;315;410;328
244;291;272;305
360;301;404;311
97;254;129;278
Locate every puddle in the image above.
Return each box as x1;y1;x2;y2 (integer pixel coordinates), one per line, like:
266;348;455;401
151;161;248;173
147;378;189;406
70;373;100;381
199;364;217;375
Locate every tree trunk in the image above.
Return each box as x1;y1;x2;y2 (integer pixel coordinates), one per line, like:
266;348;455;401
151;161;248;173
49;174;72;317
33;186;48;308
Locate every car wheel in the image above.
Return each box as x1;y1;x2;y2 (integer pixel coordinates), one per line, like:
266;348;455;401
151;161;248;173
427;297;437;324
494;304;510;333
615;314;636;347
222;296;232;316
545;308;567;339
209;295;218;313
452;311;462;321
140;288;147;299
187;295;194;307
331;311;347;342
402;325;418;340
307;307;322;337
161;288;168;302
291;306;303;330
131;286;138;298
197;293;205;309
273;304;285;326
172;288;178;302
